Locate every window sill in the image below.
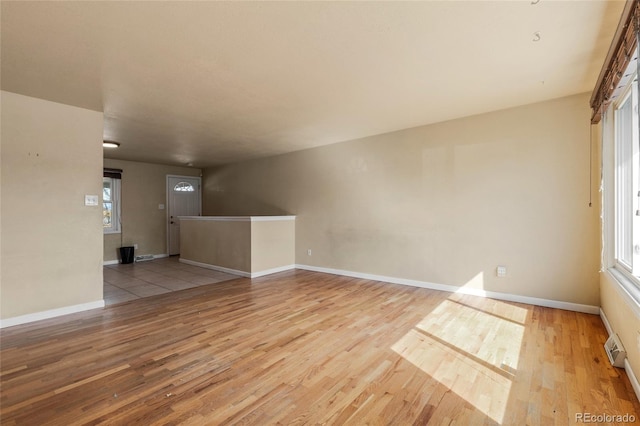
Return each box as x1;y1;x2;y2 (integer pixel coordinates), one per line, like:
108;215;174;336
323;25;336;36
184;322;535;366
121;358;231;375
607;267;640;318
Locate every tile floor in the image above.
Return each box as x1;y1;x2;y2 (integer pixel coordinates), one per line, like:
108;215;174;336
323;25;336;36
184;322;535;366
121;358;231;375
103;257;240;305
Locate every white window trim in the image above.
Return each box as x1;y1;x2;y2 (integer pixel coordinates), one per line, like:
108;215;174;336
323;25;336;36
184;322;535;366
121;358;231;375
103;177;121;234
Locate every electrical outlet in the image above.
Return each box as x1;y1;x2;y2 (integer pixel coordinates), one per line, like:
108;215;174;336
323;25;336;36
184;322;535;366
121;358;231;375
133;244;138;250
307;249;312;256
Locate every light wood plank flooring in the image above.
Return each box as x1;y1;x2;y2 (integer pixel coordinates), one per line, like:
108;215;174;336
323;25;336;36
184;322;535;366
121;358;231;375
1;269;639;425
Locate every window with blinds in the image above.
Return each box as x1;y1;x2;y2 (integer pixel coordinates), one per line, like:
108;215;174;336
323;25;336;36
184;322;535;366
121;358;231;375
103;168;122;234
596;0;640;291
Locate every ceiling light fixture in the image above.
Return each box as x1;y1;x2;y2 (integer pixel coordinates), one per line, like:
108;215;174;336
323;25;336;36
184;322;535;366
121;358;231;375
103;141;120;149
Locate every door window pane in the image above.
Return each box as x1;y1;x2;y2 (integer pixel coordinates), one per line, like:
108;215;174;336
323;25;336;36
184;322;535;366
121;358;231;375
174;182;195;192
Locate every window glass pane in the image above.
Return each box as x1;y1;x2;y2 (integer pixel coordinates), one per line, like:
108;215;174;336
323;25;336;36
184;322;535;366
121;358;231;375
616;94;634;268
103;181;111;202
174;182;195;192
103;201;112;227
103;177;119;232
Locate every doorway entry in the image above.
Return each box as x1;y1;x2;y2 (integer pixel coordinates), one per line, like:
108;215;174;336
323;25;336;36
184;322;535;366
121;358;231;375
167;175;201;255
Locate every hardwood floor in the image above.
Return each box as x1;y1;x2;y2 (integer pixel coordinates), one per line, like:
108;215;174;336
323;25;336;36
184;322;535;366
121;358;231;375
1;269;638;425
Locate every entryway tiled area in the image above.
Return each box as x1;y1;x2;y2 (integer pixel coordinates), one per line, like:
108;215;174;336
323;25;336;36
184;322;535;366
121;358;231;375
103;257;240;305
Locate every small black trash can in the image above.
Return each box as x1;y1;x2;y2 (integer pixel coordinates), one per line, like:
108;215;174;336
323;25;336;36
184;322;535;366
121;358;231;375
119;246;135;264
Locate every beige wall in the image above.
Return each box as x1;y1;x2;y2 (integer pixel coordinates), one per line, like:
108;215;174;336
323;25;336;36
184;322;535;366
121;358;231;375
103;159;201;262
600;273;640;379
203;93;600;306
251;219;295;272
180;219;251;272
179;218;295;274
1;91;104;319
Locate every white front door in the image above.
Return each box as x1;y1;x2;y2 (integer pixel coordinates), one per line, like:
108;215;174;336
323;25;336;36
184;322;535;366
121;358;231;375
167;175;201;255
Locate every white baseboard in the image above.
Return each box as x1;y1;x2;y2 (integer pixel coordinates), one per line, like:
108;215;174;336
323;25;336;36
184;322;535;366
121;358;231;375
251;264;296;278
103;253;169;266
180;258;251;277
599;308;614;336
295;264;600;315
0;300;105;329
625;358;640;403
179;258;294;279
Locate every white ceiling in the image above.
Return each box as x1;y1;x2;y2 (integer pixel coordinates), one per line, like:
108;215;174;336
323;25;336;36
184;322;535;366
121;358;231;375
1;1;625;168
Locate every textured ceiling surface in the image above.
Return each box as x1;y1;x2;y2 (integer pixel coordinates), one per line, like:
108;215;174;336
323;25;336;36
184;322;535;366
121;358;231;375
1;1;625;167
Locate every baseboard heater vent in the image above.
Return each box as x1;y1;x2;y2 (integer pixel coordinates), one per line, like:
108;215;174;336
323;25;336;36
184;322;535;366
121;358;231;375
135;255;154;262
604;333;626;368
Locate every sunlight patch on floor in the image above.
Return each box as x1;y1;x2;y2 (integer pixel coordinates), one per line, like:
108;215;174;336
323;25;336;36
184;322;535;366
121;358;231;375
391;298;527;424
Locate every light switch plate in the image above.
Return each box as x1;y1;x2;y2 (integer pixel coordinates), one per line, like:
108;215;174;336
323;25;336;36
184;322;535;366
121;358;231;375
158;204;165;210
85;195;99;206
496;266;507;277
